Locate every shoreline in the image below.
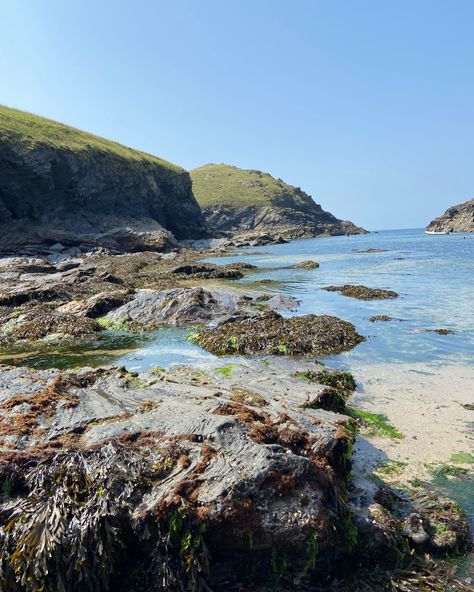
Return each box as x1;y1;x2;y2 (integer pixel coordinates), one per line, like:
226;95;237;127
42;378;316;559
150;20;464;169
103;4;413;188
0;236;472;590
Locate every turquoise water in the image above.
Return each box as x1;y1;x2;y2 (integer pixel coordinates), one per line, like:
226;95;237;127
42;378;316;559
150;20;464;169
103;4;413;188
4;228;472;371
204;228;474;368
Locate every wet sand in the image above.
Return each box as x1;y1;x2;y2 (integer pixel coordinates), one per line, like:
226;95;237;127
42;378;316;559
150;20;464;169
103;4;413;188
349;362;474;482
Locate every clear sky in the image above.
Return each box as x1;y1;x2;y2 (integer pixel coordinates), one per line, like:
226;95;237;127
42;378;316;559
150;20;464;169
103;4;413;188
2;1;474;230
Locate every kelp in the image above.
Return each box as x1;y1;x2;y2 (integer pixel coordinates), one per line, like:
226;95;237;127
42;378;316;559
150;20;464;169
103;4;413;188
0;445;143;592
191;310;365;356
0;444;214;592
324;284;399;300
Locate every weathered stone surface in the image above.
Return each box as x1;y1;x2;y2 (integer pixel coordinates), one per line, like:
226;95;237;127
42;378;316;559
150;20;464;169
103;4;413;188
57;290;134;318
426;198;474;233
105;287;299;328
0;360;468;591
0;106;207;253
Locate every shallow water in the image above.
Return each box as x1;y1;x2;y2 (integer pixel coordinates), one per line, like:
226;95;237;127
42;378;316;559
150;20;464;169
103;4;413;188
1;228;473;580
4;229;473;372
204;228;474;368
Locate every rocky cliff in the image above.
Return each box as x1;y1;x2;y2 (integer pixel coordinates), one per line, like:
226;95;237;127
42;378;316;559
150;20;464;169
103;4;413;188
0;106;207;252
190;163;366;239
426;198;474;233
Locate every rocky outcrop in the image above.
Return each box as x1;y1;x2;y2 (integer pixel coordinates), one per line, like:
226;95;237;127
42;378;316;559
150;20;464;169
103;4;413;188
324;284;399;300
190;164;366;240
0;106;207;253
190;309;365;355
426;198;474;233
105;287;299;328
0;361;469;591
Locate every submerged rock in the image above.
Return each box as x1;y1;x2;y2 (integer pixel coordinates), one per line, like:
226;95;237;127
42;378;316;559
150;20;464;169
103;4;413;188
324;284;399;300
292;260;320;269
369;314;397;322
191;310;365;356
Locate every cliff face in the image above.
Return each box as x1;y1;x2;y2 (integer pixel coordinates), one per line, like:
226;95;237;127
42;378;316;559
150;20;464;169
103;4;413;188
190;164;366;239
426;198;474;233
0;106;207;251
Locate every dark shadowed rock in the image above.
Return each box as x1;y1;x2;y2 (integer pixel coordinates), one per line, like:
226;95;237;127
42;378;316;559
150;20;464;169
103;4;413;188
0;106;207;252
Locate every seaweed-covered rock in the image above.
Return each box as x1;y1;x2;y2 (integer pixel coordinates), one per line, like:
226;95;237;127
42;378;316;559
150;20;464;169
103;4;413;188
191;310;365;355
292;260;320;269
324;284;399;300
0;307;101;345
0;362;356;590
369;315;396;322
0;361;469;592
170;262;255;280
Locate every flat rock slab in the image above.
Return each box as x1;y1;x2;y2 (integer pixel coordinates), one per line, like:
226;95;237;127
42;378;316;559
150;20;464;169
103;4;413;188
105;287;299;327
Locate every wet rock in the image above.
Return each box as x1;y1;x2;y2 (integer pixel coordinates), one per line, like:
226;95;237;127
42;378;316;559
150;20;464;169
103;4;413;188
425;328;456;335
191;310;365;356
402;513;430;545
57;290;134;318
324;284;399;300
105;287;299;328
294;369;357;397
0;308;101;345
169;263;254;280
292;260;319;269
369;315;396;322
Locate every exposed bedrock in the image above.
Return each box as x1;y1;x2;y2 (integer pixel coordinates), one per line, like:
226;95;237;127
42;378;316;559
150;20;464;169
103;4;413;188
0;361;468;591
0;106;207;252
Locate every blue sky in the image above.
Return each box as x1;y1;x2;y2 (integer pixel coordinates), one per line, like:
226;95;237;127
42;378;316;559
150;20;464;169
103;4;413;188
2;0;474;229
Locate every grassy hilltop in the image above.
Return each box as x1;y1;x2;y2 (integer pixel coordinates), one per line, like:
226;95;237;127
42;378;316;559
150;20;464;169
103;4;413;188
0;105;182;172
190;163;318;209
191;163;365;238
0;106;206;248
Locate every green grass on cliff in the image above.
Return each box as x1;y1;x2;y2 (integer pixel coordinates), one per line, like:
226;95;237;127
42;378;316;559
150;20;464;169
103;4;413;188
0;105;182;171
190;163;320;210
